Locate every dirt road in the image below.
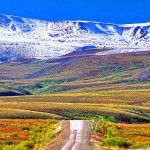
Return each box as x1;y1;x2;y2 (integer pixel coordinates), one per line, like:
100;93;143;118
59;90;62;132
48;120;94;150
61;120;93;150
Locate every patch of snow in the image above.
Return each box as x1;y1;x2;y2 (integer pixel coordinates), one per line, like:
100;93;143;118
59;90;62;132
0;14;150;61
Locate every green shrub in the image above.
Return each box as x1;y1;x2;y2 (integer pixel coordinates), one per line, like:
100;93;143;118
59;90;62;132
22;126;30;131
2;145;16;150
21;141;35;149
33;125;44;132
29;134;39;143
104;137;132;148
4;141;13;145
93;124;101;132
106;126;117;138
10;133;18;138
46;119;58;125
129;60;143;70
46;132;55;140
14;144;27;150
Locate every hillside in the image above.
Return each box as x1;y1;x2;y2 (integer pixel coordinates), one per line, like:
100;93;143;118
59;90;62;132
0;51;149;95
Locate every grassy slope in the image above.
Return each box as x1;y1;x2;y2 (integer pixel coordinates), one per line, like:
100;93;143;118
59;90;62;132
0;108;62;119
0;53;150;95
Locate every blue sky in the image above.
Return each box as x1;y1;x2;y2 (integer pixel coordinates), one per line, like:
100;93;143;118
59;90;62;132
0;0;150;24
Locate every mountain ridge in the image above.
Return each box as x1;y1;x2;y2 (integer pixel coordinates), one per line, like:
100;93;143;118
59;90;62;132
1;13;150;26
0;14;150;62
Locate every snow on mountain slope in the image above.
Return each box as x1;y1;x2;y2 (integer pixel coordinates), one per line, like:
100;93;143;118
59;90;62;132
0;14;150;61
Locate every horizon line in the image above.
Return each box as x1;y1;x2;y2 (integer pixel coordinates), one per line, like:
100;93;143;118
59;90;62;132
1;13;150;26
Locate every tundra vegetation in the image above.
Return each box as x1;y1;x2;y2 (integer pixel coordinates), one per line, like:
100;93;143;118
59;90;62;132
92;118;150;149
0;119;60;150
0;53;150;149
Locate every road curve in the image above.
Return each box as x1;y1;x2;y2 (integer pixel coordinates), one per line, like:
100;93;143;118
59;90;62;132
61;120;94;150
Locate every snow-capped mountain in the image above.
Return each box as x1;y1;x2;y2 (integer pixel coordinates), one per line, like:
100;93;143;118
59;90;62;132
0;14;150;61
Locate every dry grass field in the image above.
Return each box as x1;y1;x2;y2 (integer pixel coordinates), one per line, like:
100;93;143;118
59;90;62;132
0;90;149;122
116;123;150;148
